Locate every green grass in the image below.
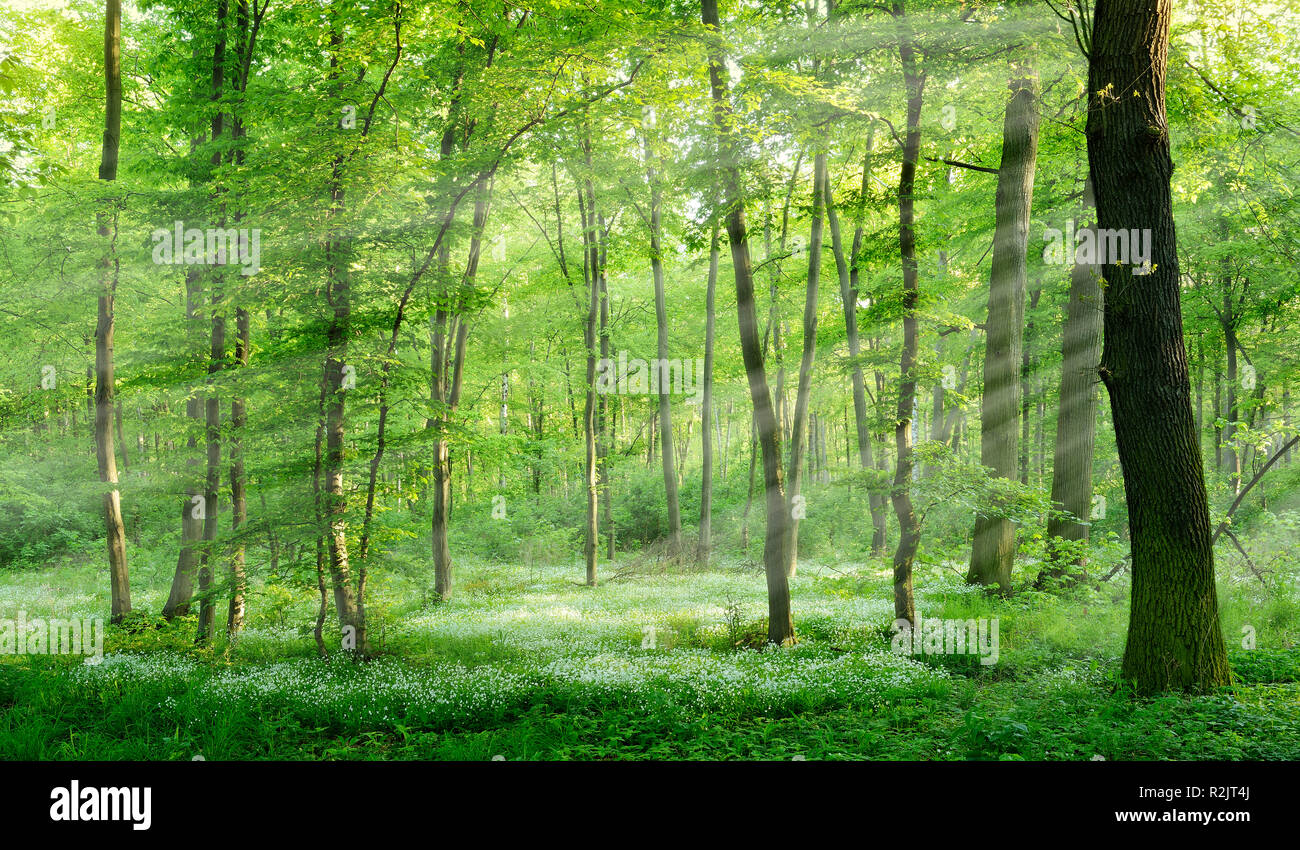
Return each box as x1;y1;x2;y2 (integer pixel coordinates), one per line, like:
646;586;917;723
1;548;1297;760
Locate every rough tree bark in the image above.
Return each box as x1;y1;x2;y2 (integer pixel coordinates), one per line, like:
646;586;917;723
1087;0;1230;693
967;74;1040;593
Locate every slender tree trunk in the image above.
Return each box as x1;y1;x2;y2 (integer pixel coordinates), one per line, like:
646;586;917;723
319;26;362;651
196;0;229;646
430;183;489;600
740;421;757;550
1041;180;1103;584
698;221;719;568
94;0;130;625
1213;361;1223;470
227;305;249;636
889;1;923;625
1222;289;1240;493
702;0;794;644
317;8;400;646
114;404;129;473
599;228;615;561
311;384;329;656
829;136;887;555
1088;0;1230;693
721;401;732;482
359;128;477;565
818;413;827;482
576;167;601;587
1019;287;1042;485
784;153;826;577
163;267;204;619
581;261;599;585
1195;331;1204;446
968;73;1040;593
85;357;94;447
1283;385;1292;467
645;128;683;555
226;3;255;636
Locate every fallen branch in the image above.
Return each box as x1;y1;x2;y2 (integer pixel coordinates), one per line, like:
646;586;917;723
1223;528;1269;587
1211;434;1300;544
1101;554;1130;582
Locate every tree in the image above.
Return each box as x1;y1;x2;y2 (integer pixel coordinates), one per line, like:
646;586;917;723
888;0;923;626
576;139;604;586
783;152;825;577
702;0;795;645
95;0;130;625
226;0;266;638
196;0;229;645
698;220;719;568
1041;179;1103;584
827;129;888;556
967;73;1040;593
641;111;683;556
1087;0;1230;693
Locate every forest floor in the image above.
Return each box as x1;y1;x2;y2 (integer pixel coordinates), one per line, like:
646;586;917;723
1;551;1297;760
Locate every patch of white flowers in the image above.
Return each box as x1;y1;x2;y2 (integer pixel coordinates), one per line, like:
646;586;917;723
67;643;948;732
540;646;947;714
1030;660;1114;693
39;562;993;732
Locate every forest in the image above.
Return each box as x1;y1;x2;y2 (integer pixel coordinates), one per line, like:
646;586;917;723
0;0;1298;768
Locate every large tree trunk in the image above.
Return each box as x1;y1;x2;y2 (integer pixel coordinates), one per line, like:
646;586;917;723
702;0;795;645
889;1;923;626
1041;179;1103;584
967;74;1040;593
784;153;826;577
1087;0;1230;693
